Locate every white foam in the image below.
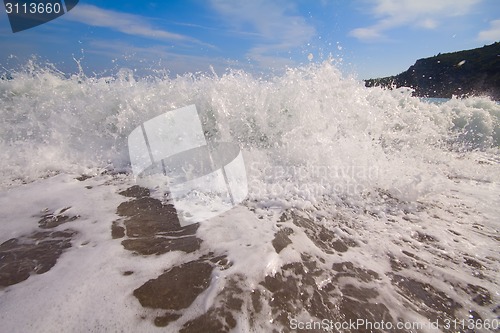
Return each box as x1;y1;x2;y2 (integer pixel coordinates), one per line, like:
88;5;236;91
0;60;499;331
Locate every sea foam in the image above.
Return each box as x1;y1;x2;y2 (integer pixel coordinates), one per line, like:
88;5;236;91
0;60;499;332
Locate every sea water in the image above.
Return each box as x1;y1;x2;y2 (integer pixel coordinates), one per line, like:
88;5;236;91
0;60;499;332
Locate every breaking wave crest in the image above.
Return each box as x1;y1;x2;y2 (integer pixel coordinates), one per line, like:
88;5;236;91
1;60;499;203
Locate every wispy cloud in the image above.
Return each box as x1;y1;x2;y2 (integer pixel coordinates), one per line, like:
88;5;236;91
82;39;241;76
210;0;315;68
478;19;500;41
64;4;212;47
350;0;481;42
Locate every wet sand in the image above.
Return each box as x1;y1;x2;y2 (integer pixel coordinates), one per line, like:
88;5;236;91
0;179;498;332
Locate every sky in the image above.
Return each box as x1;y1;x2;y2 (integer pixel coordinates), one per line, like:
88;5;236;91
0;0;499;79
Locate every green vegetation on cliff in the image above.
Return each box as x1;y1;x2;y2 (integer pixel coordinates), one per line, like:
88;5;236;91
365;42;500;99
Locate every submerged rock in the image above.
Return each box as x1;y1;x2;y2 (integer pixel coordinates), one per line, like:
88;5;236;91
0;207;78;288
114;186;497;332
134;260;213;310
116;187;202;255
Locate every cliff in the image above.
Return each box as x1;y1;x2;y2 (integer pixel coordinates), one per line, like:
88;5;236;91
365;42;500;99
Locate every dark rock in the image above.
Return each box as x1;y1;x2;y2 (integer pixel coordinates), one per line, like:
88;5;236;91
291;213;355;254
463;284;492;306
37;207;79;229
111;221;125;239
260;256;334;328
271;227;293;253
76;175;92;181
0;230;76;287
133;260;213;310
341;284;379;301
154;313;182;327
180;277;243;332
332;261;380;282
115;188;202;255
118;185;150;198
116;185;212;328
180;308;237;333
389;274;462;322
412;231;437;243
338;297;395;333
464;257;483;269
121;236;201;255
117;197;181;235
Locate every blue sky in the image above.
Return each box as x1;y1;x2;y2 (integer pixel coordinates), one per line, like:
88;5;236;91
0;0;499;79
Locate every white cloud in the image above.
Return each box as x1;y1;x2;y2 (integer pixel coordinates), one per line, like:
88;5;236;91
64;4;211;47
478;19;500;41
418;18;438;29
83;40;240;76
350;27;384;41
210;0;315;67
350;0;481;41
